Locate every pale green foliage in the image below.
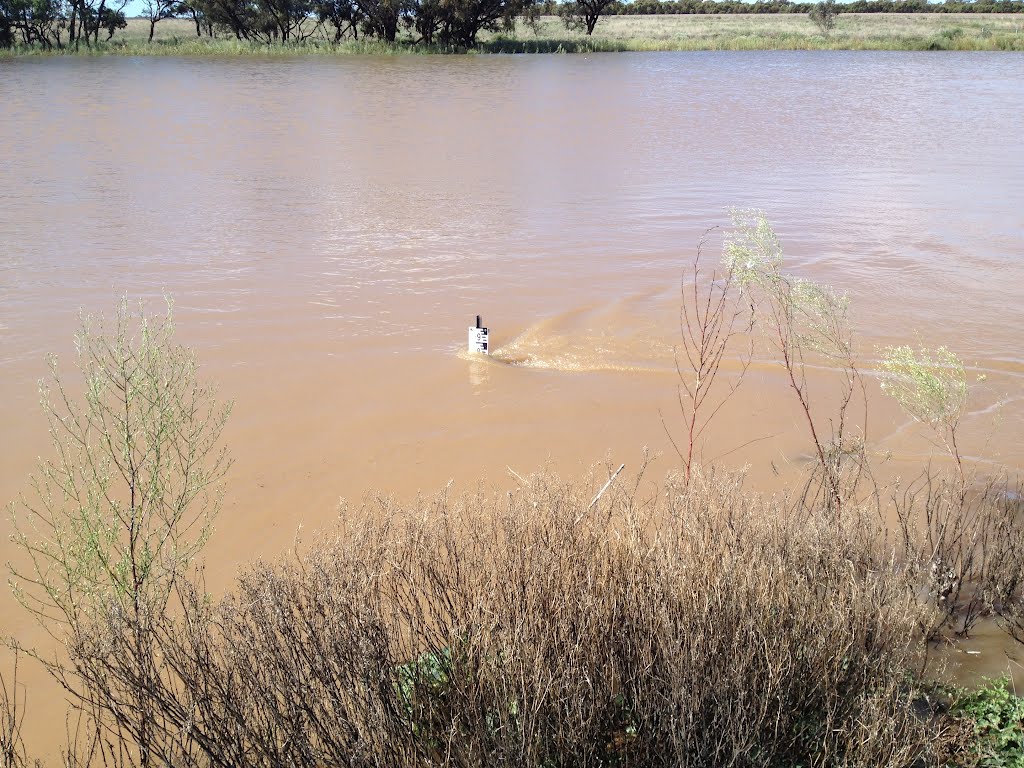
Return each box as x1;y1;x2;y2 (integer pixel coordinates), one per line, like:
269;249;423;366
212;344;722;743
880;345;967;431
720;212;862;510
722;210;852;359
8;297;232;635
722;208;783;289
790;277;851;357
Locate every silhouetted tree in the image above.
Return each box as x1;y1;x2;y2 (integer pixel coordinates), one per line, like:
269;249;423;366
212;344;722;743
558;0;614;34
0;0;65;48
315;0;361;39
354;0;404;40
141;0;178;40
407;0;440;42
0;7;14;46
98;2;125;37
436;0;538;47
196;0;260;39
258;0;312;41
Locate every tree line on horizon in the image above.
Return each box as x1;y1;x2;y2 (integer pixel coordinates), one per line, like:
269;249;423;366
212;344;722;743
2;0;1022;49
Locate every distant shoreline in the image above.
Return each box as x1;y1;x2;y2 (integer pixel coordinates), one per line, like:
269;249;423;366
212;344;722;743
4;13;1024;54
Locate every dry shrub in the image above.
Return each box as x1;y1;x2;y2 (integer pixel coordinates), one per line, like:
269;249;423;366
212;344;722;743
893;474;1024;641
88;468;956;767
981;483;1024;643
0;653;39;768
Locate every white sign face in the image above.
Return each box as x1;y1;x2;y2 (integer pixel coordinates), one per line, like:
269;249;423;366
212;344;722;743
468;326;489;354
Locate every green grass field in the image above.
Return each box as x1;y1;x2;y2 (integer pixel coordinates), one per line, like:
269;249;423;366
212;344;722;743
491;12;1024;50
8;12;1024;54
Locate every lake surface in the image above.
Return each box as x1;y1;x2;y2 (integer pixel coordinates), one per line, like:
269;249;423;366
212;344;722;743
1;52;1023;743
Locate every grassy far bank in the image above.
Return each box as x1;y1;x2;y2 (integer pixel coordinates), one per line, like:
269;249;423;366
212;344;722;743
3;12;1024;54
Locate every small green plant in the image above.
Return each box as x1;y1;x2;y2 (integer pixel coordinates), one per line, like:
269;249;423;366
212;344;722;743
723;210;784;290
7;297;232;767
789;277;851;357
881;344;987;638
880;344;968;480
395;647;453;714
881;345;967;432
953;678;1024;767
722;210;866;515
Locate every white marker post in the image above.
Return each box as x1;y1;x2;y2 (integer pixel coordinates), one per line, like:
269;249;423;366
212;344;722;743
468;315;489;354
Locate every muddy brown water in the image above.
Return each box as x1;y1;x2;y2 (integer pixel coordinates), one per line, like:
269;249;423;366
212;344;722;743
1;52;1023;756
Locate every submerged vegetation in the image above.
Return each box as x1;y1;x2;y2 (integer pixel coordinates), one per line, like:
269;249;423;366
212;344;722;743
2;215;1023;765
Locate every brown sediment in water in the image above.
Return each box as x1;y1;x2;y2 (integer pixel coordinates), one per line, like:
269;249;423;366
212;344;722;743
1;52;1023;759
